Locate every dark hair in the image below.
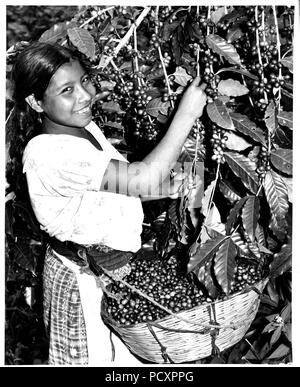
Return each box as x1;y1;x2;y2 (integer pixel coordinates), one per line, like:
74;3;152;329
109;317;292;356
12;42;77;109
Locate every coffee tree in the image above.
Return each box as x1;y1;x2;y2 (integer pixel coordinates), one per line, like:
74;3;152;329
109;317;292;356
6;5;293;364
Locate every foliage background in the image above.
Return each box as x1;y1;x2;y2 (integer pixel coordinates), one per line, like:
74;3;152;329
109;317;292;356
5;4;294;365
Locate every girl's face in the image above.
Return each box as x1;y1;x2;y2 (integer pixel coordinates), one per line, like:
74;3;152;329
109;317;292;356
40;59;96;131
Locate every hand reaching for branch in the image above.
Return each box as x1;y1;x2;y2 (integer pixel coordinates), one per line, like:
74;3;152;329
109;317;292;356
177;77;207;120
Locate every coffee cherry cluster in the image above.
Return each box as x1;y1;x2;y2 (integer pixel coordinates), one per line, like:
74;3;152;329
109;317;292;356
123;44;138;59
230;261;263;293
216;19;230;33
202;51;219;67
254;98;268;112
234;36;252;57
139;49;156;63
260;43;279;61
210;125;228;164
199;51;220;101
76;6;106;27
250;62;264;77
149;7;171;28
161;77;178;103
149;33;161;49
190;119;205;140
268;73;285;88
160;7;171;21
189;120;206;160
131;86;152;113
162;52;172;67
189;43;201;58
103;44;117;58
246;19;263;34
197;14;208;28
105;257;211;326
91;73;103;92
253;78;272;96
162;92;178;103
256;147;271;181
131;114;159;142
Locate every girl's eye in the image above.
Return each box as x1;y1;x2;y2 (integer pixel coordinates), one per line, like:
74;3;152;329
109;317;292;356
82;75;91;84
61;87;72;94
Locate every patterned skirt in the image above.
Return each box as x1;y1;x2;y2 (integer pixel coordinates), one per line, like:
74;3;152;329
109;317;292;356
43;246;89;365
43;246;141;366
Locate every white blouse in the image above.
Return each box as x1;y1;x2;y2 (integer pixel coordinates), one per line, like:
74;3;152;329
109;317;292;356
22;121;144;252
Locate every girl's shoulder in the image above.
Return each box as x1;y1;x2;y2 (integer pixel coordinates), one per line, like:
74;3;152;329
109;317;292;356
24;132;86;154
23;133;77;166
24;134;57;156
24;134;51;155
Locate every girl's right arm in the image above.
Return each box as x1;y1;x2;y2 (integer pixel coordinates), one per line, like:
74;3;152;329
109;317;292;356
100;77;207;198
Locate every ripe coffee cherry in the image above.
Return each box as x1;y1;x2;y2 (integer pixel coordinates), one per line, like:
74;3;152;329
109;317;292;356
105;257;211;325
230;260;263;293
210;125;227;164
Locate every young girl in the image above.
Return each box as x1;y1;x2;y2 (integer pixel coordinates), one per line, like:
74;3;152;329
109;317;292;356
8;41;207;365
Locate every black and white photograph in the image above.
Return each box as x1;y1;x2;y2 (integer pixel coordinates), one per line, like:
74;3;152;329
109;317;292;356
4;2;298;368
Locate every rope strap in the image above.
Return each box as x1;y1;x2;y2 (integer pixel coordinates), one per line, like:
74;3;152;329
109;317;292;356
207;303;221;357
147;323;174;364
109;331;116;362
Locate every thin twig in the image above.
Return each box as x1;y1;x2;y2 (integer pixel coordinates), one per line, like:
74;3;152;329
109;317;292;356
97;7;151;69
206;163;220;221
155;6;173;107
110;7;151;60
158;46;174;109
255;6;268;104
245;338;261;361
6;106;14;126
282;47;292;59
194;123;200;163
207;6;211;36
155;6;159;35
288;14;294;42
272;5;282;111
231;224;240;235
133;26;142;88
170;6;189;18
261;8;269;64
196;45;200;77
110;59;125;85
256;183;263;197
241;74;254;107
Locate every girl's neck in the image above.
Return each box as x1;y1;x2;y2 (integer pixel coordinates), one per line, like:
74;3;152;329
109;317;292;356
41;118;102;151
41;118;86;138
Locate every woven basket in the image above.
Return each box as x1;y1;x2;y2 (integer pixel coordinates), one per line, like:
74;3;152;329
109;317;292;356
101;278;268;364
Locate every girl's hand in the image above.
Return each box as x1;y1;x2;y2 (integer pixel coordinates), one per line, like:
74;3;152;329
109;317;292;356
177;77;207;120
